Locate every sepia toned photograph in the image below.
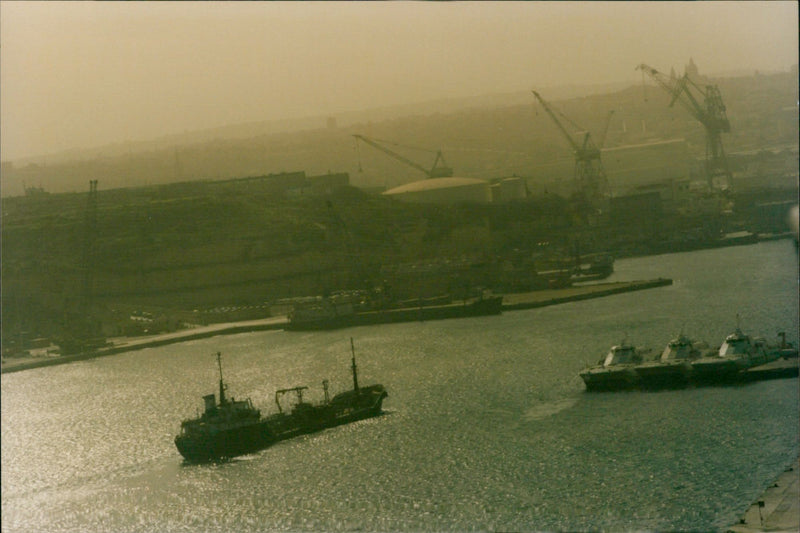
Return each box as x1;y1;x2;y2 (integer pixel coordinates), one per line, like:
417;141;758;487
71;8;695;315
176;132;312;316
1;1;798;531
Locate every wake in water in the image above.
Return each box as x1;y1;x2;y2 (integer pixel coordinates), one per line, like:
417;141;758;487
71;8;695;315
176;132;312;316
523;397;580;421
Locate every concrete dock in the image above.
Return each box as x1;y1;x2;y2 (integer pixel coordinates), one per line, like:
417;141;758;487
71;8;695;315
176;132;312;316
501;278;673;310
727;457;799;533
742;357;799;382
1;316;289;374
2;279;673;374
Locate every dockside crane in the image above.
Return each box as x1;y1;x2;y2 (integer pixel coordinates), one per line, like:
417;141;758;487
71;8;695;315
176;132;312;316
531;90;611;207
353;134;453;179
636;63;733;191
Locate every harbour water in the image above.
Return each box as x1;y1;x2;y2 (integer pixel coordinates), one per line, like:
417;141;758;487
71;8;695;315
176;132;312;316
2;240;798;532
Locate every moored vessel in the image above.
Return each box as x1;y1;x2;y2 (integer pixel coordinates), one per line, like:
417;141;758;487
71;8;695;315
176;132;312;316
579;342;651;391
691;325;772;383
634;334;709;389
175;340;388;463
570;253;615;282
287;293;502;331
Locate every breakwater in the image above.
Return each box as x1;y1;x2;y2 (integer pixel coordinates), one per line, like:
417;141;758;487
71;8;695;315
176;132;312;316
1;278;672;374
1;317;288;374
501;278;672;311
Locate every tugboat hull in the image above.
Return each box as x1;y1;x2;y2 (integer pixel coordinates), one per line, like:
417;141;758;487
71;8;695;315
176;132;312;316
690;358;749;384
634;361;693;389
580;367;639;391
580;343;648;391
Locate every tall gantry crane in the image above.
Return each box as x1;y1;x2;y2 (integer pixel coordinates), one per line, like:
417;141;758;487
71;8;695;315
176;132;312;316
353;134;453;179
531;90;612;207
636;63;733;191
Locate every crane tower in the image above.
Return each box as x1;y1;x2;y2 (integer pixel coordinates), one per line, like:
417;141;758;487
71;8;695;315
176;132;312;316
636;63;733;191
531;91;612;209
353;134;453;179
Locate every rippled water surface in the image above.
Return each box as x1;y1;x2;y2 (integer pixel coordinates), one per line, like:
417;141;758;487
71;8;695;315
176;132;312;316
3;241;799;532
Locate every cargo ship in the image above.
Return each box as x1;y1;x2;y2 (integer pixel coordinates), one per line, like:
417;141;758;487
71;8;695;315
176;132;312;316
175;341;387;462
286;292;502;331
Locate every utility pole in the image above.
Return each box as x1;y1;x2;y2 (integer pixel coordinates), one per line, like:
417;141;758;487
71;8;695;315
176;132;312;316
80;180;98;320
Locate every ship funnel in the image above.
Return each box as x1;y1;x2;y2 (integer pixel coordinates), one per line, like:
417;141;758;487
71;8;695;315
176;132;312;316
203;394;216;413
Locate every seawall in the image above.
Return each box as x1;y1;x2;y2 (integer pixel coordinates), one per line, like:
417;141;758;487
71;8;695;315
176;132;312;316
1;279;672;374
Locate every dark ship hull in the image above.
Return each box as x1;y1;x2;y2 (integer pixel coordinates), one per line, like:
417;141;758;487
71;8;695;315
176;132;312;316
175;419;277;463
634;361;693;389
287;295;503;331
579;343;648;391
579;366;640;391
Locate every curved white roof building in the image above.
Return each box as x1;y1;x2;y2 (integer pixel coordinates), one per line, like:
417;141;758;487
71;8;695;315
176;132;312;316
382;177;491;205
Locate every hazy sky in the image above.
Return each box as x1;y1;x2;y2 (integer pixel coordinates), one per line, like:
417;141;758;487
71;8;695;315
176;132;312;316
1;1;797;161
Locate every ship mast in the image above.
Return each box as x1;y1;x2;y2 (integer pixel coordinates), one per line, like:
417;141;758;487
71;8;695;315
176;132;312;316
350;338;360;394
217;352;227;404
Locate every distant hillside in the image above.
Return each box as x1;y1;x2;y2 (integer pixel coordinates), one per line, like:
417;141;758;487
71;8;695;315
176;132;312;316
5;80;632;168
2;72;796;197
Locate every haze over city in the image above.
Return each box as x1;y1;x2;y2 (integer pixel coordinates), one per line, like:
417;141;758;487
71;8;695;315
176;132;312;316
1;1;797;162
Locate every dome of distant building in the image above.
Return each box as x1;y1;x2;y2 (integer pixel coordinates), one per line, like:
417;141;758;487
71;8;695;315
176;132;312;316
382;177;491;205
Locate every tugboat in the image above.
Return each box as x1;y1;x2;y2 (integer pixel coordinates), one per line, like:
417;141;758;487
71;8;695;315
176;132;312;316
175;339;388;463
579;342;651;391
634;334;709;389
691;323;771;384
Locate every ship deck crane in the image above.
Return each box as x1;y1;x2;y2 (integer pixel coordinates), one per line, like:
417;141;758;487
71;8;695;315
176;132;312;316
353;134;453;179
636;63;733;191
531;91;611;206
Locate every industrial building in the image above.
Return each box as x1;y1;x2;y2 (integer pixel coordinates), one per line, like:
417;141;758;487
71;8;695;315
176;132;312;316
602;139;691;191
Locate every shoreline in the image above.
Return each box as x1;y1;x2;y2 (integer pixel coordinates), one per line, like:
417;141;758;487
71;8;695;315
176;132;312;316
727;455;799;532
1;278;672;375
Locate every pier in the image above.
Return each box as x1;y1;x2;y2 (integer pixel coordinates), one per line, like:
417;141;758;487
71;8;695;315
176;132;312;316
501;278;673;311
727;457;799;533
1;279;672;374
